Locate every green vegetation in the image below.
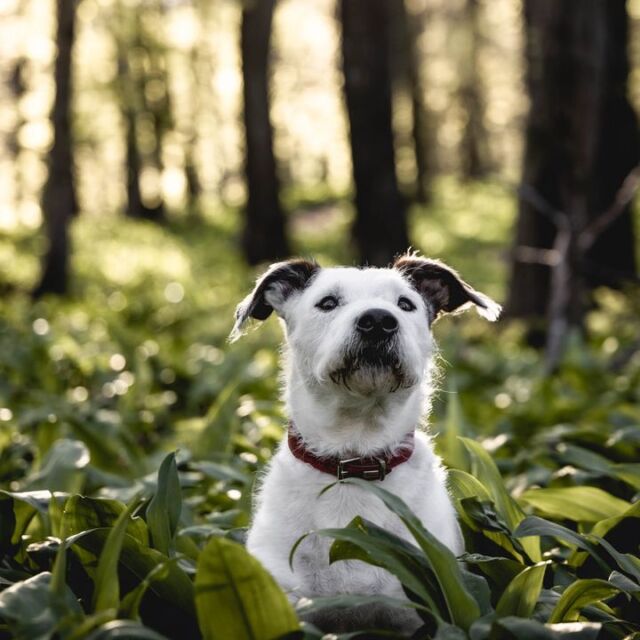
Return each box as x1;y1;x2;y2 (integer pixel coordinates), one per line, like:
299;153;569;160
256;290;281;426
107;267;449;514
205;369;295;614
0;183;639;639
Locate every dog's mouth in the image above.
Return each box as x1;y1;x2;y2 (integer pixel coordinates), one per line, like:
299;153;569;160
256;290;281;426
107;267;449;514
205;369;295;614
328;340;414;394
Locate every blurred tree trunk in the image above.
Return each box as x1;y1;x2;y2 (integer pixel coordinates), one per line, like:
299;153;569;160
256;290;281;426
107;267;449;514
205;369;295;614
241;0;289;265
585;1;638;288
458;0;489;180
390;0;433;204
117;5;166;223
341;0;408;266
507;0;638;339
34;0;78;297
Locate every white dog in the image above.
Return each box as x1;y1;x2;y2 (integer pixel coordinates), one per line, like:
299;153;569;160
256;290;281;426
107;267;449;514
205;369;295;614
231;254;500;633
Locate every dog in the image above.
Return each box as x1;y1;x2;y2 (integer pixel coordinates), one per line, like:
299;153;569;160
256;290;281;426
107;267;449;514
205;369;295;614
231;254;500;633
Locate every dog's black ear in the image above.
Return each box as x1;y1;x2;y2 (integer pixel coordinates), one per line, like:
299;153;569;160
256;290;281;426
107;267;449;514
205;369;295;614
393;254;501;322
230;259;320;341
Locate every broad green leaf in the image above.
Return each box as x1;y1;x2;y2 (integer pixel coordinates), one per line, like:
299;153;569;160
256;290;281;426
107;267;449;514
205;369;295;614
492;616;601;639
608;570;640;597
589;499;640;539
519;487;631;523
93;496;142;612
589;535;640;582
338;478;481;631
495;562;548;618
0;490;56;552
459;496;528;562
195;536;298;640
548;579;620;623
62;495;148;546
118;558;181;621
461;553;524;593
84;620;170;639
25;439;90;493
295;593;430;616
69;529;195;618
513;517;611;574
190;460;251;485
554;444;640;490
147;452;181;556
460;437;541;562
0;572;83;640
319;516;446;617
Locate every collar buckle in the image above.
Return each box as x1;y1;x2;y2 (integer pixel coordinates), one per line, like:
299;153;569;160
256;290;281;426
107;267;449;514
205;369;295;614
337;457;387;481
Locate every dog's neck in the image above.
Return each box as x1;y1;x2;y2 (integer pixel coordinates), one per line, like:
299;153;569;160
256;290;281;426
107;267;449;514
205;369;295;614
284;357;428;457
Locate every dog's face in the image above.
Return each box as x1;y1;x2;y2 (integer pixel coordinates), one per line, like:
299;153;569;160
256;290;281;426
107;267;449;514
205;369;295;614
231;255;500;397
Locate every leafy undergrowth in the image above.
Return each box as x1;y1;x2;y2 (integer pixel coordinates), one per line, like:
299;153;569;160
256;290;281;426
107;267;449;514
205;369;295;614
1;186;639;639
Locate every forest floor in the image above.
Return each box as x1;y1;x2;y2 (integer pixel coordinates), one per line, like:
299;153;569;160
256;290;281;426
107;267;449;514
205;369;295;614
0;180;639;639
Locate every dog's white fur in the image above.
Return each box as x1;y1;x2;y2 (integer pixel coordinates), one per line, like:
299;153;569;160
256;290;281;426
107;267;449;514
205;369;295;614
231;257;500;632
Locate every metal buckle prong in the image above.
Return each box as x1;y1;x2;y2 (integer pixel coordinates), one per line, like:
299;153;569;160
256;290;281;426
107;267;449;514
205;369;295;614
337;457;363;480
337;457;387;481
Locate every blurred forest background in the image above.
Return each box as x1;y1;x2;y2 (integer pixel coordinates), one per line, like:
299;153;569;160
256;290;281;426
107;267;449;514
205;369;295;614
1;1;640;638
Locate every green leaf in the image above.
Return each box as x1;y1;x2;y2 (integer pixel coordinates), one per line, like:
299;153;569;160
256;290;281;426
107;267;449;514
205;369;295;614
337;478;481;631
69;529;195;618
519;487;631;523
317;516;446;617
492;617;601;640
438;383;469;472
0;490;56;552
459;497;528;562
147;452;182;556
461;554;524;594
513;517;612;574
118;557;180;621
295;593;429;616
84;620;170;639
589;499;640;539
554;444;640;490
0;572;83;640
195;536;299;640
93;496;143;612
548;579;620;623
495;562;548;618
25;439;90;493
459;438;541;562
62;495;149;546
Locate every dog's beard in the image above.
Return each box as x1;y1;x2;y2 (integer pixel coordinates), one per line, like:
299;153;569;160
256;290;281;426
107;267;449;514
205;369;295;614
328;339;416;394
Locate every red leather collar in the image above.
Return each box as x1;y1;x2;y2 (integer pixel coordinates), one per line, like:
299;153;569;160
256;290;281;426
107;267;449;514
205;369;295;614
287;425;415;481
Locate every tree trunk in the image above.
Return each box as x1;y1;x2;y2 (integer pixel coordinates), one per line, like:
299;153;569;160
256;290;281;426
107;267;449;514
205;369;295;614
507;0;637;330
390;0;432;204
117;5;166;222
458;0;489;180
585;0;638;288
240;0;289;265
341;0;408;267
33;0;77;298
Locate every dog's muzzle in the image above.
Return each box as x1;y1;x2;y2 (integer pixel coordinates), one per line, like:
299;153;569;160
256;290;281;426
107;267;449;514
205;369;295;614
355;309;398;342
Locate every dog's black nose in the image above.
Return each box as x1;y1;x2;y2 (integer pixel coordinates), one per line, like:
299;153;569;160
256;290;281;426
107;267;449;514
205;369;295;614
356;309;398;340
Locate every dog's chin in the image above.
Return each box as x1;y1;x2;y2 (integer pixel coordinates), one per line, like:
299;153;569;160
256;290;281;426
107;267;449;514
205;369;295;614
327;349;417;396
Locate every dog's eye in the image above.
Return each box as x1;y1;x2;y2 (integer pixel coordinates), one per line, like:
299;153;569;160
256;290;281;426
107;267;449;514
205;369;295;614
398;296;416;312
316;295;339;311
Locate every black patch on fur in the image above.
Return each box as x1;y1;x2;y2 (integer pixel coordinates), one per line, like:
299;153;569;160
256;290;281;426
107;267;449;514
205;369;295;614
393;255;490;321
238;258;319;324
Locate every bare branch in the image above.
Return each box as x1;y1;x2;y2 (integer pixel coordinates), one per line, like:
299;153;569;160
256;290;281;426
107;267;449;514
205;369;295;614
579;164;640;251
513;245;560;266
518;183;570;231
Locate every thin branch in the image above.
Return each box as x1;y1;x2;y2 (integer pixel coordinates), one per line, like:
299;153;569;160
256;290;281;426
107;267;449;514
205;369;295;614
518;183;570;231
513;245;560;267
579;164;640;251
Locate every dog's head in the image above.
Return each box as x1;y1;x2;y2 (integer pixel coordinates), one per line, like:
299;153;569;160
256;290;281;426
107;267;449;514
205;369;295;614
231;254;500;396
